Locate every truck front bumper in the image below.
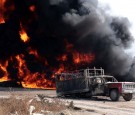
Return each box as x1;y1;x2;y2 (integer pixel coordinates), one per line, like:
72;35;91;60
122;89;135;93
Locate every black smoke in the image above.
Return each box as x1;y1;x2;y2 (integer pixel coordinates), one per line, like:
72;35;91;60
0;0;135;81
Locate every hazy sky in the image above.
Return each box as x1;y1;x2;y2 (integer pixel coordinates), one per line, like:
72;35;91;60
98;0;135;56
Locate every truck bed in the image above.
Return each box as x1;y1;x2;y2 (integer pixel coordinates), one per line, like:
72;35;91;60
56;77;90;96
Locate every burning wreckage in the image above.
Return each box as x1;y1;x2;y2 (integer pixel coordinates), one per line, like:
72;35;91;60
0;0;135;90
56;68;135;101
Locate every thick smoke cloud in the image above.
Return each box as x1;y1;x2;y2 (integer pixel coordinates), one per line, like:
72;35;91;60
62;0;134;80
0;0;135;81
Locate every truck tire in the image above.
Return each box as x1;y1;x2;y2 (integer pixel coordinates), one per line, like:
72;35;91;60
110;89;120;101
123;93;133;101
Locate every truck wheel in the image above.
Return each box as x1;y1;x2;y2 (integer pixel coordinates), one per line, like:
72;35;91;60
123;93;133;101
110;89;120;101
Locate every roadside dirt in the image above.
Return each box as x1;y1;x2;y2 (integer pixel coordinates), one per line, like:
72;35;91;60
0;88;135;115
64;96;135;115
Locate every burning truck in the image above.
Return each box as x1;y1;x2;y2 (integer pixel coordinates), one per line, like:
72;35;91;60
55;68;135;101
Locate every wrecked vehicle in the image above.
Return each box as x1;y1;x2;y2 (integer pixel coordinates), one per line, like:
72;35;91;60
55;68;135;101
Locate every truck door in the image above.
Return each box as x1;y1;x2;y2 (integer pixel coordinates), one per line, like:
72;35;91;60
92;77;105;95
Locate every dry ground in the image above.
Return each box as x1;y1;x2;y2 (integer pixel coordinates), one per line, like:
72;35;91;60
0;88;135;115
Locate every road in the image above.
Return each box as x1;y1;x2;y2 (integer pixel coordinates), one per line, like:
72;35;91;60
0;88;135;115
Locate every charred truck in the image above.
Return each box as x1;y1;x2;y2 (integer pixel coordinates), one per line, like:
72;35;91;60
55;68;135;101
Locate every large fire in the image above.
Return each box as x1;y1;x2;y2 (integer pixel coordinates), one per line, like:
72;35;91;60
0;46;95;89
0;53;56;89
0;0;95;89
15;53;55;89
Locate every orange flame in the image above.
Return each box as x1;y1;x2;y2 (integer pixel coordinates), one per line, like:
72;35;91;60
57;54;67;62
15;54;55;89
0;40;94;89
55;64;65;74
0;52;55;89
0;18;5;24
19;24;30;43
65;40;95;64
0;61;9;82
73;52;95;64
28;47;48;66
0;0;6;24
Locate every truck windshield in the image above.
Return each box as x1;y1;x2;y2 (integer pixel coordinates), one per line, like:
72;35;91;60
104;77;117;82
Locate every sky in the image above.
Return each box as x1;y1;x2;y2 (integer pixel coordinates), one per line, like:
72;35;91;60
98;0;135;56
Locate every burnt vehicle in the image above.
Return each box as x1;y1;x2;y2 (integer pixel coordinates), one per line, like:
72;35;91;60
55;68;135;101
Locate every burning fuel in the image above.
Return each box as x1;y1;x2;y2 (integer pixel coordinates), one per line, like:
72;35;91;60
19;23;30;43
0;0;135;89
0;0;5;24
0;61;9;82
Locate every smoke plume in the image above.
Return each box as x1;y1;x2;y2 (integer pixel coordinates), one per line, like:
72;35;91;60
62;0;134;81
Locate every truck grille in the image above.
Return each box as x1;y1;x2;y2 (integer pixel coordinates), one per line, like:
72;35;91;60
123;84;135;89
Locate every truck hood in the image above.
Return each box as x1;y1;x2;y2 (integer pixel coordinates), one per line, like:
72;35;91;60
106;82;135;84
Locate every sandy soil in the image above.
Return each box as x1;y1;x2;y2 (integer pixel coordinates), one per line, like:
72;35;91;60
64;96;135;115
0;87;135;115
